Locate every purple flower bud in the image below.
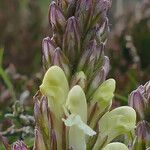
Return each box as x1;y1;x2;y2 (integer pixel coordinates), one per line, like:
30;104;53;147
34;96;42;126
76;0;111;34
33;94;51;150
136;121;150;142
129;89;145;121
96;18;109;43
84;40;98;76
95;0;111;19
34;129;46;150
77;42;94;71
75;0;95;32
89;40;101;63
40;97;52;133
41;97;49;121
87;68;105;98
12;141;29;150
42;37;56;70
132;120;150;150
137;85;145;94
52;47;70;78
129;80;150;122
81;40;104;78
51;130;57;149
49;2;66;33
97;18;109;36
63;16;80;64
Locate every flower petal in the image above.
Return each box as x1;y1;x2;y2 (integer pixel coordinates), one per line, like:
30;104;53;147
103;142;129;150
62;114;96;136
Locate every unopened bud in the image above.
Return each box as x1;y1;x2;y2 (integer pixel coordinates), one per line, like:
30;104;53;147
79;40;104;80
136;121;150;143
75;0;95;32
63;16;80;64
52;47;70;79
132;121;150;150
42;37;56;69
71;71;87;91
87;68;105;98
87;55;110;97
129;89;145;121
34;129;46;150
49;2;66;33
34;94;51;150
95;0;111;21
34;97;42;126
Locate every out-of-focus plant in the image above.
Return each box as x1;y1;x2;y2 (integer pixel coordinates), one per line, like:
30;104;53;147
107;0;150;104
132;0;150;69
0;47;41;146
0;1;48;139
0;48;16;101
0;0;49;74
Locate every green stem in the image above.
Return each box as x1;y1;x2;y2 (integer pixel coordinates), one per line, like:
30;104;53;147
127;72;138;87
0;67;16;101
0;48;16;101
0;48;4;66
115;93;128;103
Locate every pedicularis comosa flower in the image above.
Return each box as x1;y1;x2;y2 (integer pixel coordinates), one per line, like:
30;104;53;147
35;66;136;150
33;0;136;149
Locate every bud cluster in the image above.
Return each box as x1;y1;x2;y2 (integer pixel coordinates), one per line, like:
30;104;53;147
42;0;111;85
